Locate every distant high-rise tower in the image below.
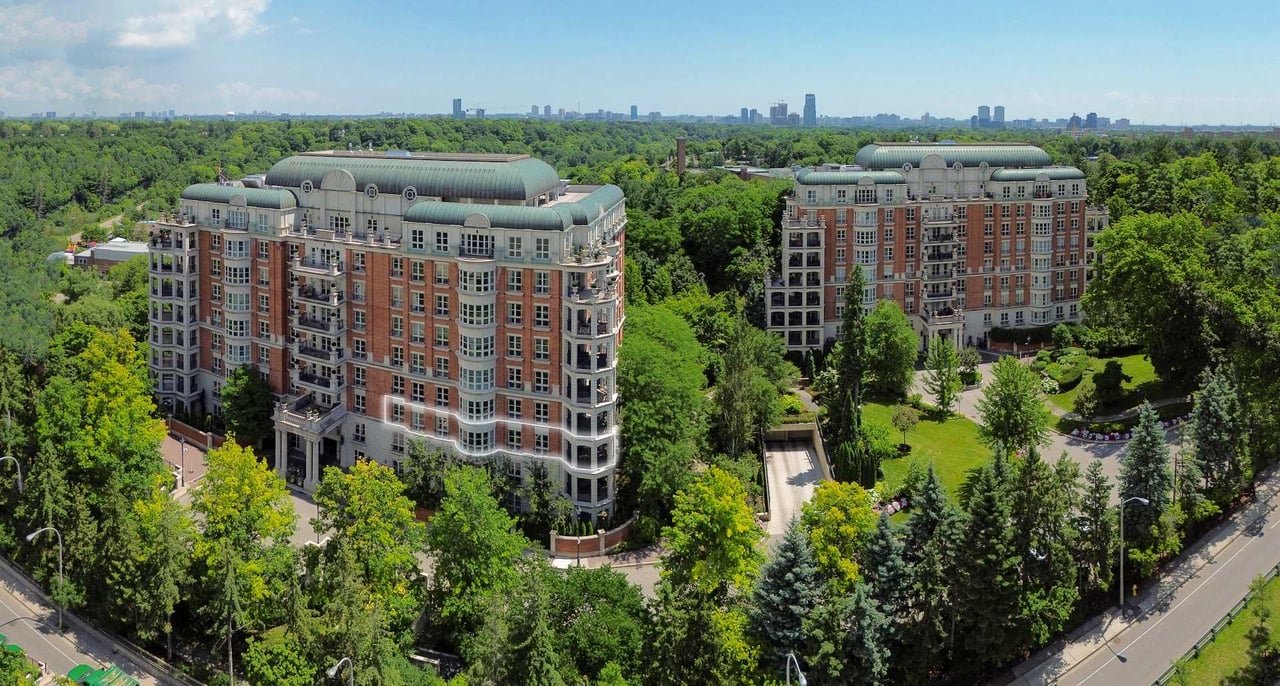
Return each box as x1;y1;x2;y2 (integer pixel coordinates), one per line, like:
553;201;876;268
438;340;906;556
544;105;551;118
749;108;759;124
993;105;1005;124
978;105;991;128
803;94;816;127
740;107;749;123
1085;112;1098;129
531;105;539;117
452;98;464;119
630;105;638;121
770;102;788;125
475;108;485;120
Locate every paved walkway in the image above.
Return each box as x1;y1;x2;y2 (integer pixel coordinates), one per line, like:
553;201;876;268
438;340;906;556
1004;463;1280;685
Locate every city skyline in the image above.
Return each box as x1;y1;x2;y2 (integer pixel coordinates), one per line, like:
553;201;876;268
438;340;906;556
2;0;1279;125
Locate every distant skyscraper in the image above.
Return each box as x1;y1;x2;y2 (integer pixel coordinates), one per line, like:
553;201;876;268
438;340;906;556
740;107;748;123
970;115;979;129
1085;112;1098;129
630;105;638;121
544;105;551;118
769;102;788;125
993;105;1005;124
803;94;816;127
475;108;485;120
531;105;539;117
978;105;991;128
749;108;759;124
452;98;464;119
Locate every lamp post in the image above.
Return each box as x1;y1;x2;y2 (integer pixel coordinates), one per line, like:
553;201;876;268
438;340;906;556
1119;496;1149;609
785;652;808;686
179;436;186;489
327;657;353;686
0;455;22;492
26;527;63;631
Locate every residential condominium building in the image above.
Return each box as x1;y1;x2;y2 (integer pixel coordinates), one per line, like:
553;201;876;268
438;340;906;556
148;150;626;521
766;142;1107;351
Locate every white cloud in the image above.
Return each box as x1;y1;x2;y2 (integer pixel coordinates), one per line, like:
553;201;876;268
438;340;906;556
0;59;179;107
215;80;321;110
114;0;271;48
0;4;89;48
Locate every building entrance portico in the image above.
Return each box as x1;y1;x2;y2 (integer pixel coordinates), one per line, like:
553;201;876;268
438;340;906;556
274;396;345;491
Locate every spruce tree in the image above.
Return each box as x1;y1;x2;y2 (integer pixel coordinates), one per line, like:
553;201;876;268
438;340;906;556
748;518;822;669
1009;449;1079;650
1190;367;1245;501
1079;460;1116;595
904;464;953;561
1119;402;1173;545
803;582;889;686
901;525;954;683
954;463;1022;676
863;510;909;657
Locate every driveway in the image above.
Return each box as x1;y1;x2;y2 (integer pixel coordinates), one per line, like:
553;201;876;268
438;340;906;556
764;441;822;538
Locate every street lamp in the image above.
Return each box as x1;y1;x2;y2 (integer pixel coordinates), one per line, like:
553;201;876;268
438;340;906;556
0;455;22;493
26;527;63;631
785;652;808;686
327;657;353;686
179;436;186;489
1119;496;1149;609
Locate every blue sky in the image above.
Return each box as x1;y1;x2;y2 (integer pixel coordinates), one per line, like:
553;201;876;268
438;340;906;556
1;0;1277;124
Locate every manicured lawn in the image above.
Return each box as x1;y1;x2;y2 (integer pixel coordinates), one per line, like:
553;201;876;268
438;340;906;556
1173;573;1280;684
1051;401;1194;436
865;402;990;500
1046;353;1168;414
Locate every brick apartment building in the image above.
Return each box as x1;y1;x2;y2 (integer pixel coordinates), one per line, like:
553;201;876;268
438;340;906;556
766;142;1107;351
148;151;626;520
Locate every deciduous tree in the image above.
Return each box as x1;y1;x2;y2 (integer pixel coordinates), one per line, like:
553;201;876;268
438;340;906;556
800;480;877;593
865;300;919;400
660;466;763;598
220;365;275;449
977;355;1051;456
923;336;962;417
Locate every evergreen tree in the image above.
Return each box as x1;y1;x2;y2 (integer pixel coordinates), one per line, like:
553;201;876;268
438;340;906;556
976;355;1051;456
1009;449;1079;650
828;267;868;447
506;563;568;686
922;336;962;416
747;518;821;670
860;514;911;642
954;463;1022;676
1080;460;1116;596
1119;402;1173;546
901;527;954;684
1189;367;1245;501
904;464;954;561
803;582;889;686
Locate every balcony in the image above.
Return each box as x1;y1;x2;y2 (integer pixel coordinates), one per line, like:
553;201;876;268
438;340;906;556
920;308;964;325
458;245;495;260
573;354;612;371
923;214;953;225
292;257;346;277
924;233;954;243
925;252;954;262
295;286;345;307
570;321;612;339
295;369;345;391
275;395;346;436
151;333;188;347
293;314;346;336
294;344;347;365
565;286;619;304
924;290;954;300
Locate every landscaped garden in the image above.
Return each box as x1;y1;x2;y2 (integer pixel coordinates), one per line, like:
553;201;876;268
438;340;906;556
1040;350;1171;413
1170;573;1280;684
865;401;989;500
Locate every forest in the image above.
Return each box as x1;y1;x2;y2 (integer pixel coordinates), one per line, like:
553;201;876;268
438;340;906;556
0;119;1277;683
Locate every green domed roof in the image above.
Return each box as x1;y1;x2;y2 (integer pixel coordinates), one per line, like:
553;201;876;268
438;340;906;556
989;167;1086;181
265;153;563;201
180;184;297;209
796;170;906;185
855;143;1052;170
403;185;624;231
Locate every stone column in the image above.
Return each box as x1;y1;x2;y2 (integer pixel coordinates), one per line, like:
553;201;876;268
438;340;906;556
275;430;287;479
304;439;318;491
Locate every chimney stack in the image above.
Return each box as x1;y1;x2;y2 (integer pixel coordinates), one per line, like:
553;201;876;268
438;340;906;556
676;137;687;175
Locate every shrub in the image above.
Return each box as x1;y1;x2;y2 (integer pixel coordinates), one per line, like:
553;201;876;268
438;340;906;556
960;370;981;386
1040;376;1060;394
1035;349;1052;364
778;393;805;416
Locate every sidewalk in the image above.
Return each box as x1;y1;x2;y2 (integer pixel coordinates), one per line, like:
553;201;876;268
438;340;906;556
1003;462;1280;684
548;546;662;570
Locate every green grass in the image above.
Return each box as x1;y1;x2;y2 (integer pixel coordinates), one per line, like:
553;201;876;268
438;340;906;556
1172;573;1280;685
1051;401;1194;436
1046;353;1168;414
866;402;990;500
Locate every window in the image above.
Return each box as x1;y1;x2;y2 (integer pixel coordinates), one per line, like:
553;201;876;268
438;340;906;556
506;428;521;450
507;270;523;293
391;257;404;278
835;248;846;264
507;367;523;389
461;269;494;294
409;228;425;251
391;345;404;367
533;370;549;393
507;398;522;419
410;260;425;282
354;310;366;331
534;271;550;295
434;262;448;285
411;322;425;344
435;294;449;317
535;433;549;454
412;291;425;314
883;227;894;241
391;404;404;423
354;366;366;387
508;303;523;326
435;231;449;253
353;252;366;272
257;267;269;286
353;393;366;414
258;320;270;339
434;325;449;347
257;345;269;365
534;237;550;260
435;416;449;437
461;367;493;392
460;303;494;326
883;246;893;260
211;283;222;302
460;334;495;359
328;214;351;231
392;375;405;395
466;399;494;421
410;352;425;375
225;266;249;285
835;228;846;243
391;316;403;338
534;401;549;423
258;294;269;313
435;355;449;378
436;386;450;407
257;241;270;259
534;304;550;328
353;422;366;443
534;337;549;361
507;334;522;358
210;232;221;249
508;236;523;258
211;258;221;277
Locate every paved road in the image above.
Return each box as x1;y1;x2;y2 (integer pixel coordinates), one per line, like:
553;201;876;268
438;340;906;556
1010;464;1280;685
764;441;823;538
0;560;158;685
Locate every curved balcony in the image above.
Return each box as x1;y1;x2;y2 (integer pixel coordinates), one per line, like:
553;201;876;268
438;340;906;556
293;313;346;336
293;344;348;365
295;286;345;308
292;257;346;278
